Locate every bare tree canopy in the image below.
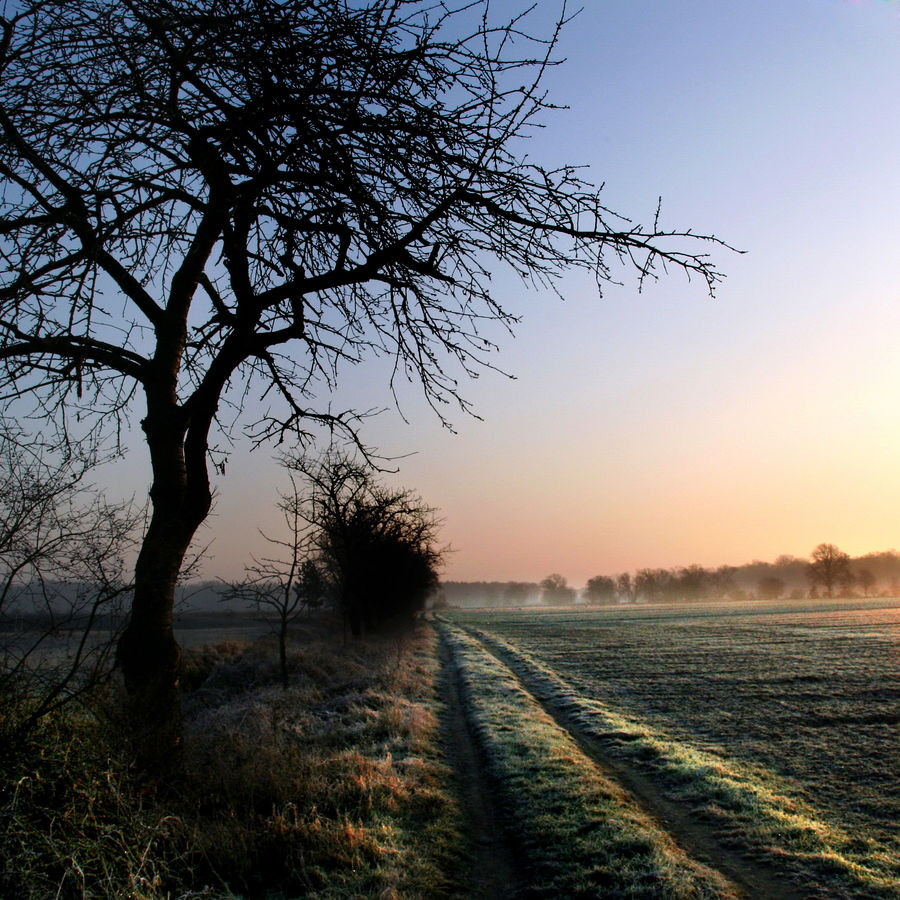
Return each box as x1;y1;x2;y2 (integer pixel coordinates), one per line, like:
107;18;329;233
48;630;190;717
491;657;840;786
0;0;728;772
807;543;851;598
540;572;574;605
225;466;330;689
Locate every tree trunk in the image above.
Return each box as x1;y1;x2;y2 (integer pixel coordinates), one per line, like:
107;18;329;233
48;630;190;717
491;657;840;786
347;595;363;637
116;404;211;778
117;525;186;778
279;614;288;689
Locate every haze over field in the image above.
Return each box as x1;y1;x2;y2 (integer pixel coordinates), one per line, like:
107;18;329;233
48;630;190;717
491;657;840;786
107;0;900;586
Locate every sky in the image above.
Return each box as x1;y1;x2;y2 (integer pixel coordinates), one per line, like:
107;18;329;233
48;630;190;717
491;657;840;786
110;0;900;588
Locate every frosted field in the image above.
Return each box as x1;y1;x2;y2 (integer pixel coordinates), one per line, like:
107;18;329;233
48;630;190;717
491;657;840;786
448;598;900;856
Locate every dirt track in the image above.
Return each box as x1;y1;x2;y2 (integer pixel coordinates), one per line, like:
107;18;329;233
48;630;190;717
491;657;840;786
438;625;819;900
437;633;520;899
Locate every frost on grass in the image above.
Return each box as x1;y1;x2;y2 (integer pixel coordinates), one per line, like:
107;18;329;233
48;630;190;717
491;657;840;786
442;626;738;899
1;624;466;900
461;623;900;898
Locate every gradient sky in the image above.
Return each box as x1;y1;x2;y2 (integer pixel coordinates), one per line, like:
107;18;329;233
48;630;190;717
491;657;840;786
110;0;900;588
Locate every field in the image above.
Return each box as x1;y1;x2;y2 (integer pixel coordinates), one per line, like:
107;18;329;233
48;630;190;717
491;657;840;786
440;597;900;898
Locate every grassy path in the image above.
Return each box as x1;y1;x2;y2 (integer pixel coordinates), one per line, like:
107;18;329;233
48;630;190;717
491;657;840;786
437;621;740;899
437;631;521;898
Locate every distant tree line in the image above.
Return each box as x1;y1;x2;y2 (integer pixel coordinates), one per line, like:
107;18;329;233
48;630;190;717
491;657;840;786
436;581;541;609
435;545;900;608
580;544;900;604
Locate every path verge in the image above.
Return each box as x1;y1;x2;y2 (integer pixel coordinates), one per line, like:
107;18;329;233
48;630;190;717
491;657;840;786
438;623;741;899
471;632;807;900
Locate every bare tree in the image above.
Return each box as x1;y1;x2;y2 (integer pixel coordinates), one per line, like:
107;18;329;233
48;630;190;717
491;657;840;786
673;565;714;602
615;572;637;604
634;568;672;603
857;568;876;598
584;574;616;604
757;575;785;602
806;543;851;599
540;573;574;605
224;470;327;688
838;566;857;598
0;0;729;771
0;422;139;744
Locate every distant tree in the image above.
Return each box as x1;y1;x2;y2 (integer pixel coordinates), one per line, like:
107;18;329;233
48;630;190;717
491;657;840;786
806;544;851;599
713;565;739;599
852;551;900;588
774;554;802;567
674;565;714;602
440;580;539;608
857;569;876;598
503;582;532;606
634;568;671;603
838;567;857;598
757;575;785;601
634;569;653;601
615;573;638;603
584;575;616;604
481;583;505;609
540;574;575;606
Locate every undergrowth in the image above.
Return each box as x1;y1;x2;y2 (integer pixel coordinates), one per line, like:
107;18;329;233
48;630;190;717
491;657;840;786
1;622;464;899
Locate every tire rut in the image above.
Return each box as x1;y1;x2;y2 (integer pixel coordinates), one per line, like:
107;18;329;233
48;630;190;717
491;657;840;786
471;631;819;900
436;631;520;899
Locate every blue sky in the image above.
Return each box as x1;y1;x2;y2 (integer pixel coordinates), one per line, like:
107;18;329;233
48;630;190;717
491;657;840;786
111;0;900;587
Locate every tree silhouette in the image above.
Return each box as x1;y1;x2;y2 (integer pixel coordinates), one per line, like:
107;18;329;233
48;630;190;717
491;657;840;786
616;572;638;603
0;0;727;772
289;452;442;636
584;574;616;604
806;543;851;599
857;568;876;598
540;573;574;605
757;575;785;601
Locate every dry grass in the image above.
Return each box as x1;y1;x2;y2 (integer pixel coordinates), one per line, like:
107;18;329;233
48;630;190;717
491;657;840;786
1;619;465;899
